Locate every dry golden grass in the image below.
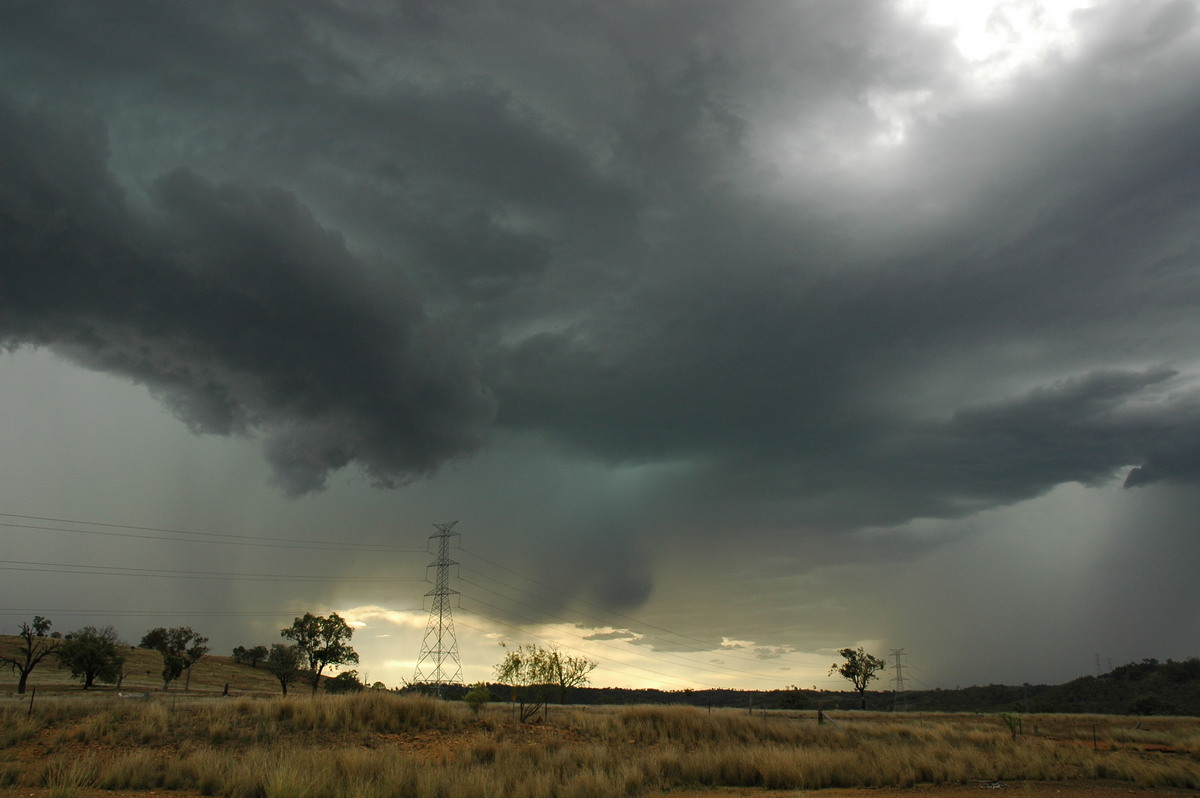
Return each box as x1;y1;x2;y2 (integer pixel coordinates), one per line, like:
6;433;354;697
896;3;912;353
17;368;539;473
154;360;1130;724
2;691;1199;797
0;633;285;696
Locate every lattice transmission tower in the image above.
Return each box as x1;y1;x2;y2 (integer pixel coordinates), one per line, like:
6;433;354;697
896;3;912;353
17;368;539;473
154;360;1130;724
413;521;463;690
890;648;907;712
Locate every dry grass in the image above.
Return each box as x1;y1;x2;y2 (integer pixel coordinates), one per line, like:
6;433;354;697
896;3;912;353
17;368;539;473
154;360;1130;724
3;692;1199;797
0;633;284;696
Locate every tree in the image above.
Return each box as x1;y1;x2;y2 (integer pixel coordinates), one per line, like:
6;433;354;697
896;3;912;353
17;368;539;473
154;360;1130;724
141;627;209;690
281;612;359;694
247;644;268;668
325;670;365;694
57;626;124;689
830;647;887;709
2;616;61;694
547;645;597;704
264;643;302;696
232;644;269;667
494;644;558;722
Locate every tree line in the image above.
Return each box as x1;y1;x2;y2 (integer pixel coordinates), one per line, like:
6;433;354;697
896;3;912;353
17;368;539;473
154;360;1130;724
2;612;359;696
7;615;891;709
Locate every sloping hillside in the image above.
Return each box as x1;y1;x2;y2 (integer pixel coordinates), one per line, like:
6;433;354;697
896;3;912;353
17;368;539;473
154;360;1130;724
0;633;285;695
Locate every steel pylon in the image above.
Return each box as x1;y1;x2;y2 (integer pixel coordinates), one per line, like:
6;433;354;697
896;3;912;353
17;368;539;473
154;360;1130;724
413;521;463;689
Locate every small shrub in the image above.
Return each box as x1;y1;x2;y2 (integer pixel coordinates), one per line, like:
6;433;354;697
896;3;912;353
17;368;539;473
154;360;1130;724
465;682;492;714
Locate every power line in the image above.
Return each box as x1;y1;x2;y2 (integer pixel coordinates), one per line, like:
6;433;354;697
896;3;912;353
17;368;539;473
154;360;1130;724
0;607;422;622
0;608;308;618
0;512;425;552
0;558;422;582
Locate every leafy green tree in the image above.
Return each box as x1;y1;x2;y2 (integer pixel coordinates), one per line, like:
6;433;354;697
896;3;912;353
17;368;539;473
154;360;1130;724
57;626;124;689
141;627;209;690
495;644;558;722
2;616;61;694
281;612;359;694
830;646;887;709
264;643;302;696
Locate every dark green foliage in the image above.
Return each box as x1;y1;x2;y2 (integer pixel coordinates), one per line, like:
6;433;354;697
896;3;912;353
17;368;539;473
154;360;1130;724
141;626;209;690
247;645;268;667
779;684;808;710
232;644;269;667
325;670;365;694
57;626;124;689
281;612;358;694
1028;658;1200;715
464;682;492;713
1129;694;1175;716
264;643;302;696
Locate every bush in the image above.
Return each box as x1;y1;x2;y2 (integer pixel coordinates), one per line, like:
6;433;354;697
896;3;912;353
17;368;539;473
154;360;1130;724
465;683;492;714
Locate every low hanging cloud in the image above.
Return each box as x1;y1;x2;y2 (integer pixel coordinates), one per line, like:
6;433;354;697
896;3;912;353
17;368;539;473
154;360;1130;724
0;99;494;494
4;0;1200;528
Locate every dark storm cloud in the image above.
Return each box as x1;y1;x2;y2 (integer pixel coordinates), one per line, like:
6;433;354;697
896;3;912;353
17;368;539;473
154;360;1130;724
4;0;1200;532
490;1;1200;530
0;99;493;494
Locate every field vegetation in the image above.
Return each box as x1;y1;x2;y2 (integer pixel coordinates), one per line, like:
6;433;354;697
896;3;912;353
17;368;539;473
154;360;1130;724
3;689;1200;797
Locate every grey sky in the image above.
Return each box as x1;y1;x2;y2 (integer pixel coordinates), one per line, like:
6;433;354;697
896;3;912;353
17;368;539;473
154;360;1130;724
2;0;1200;691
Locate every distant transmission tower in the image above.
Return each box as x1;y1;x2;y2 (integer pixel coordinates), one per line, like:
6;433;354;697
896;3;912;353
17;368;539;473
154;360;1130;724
890;648;907;712
413;521;463;691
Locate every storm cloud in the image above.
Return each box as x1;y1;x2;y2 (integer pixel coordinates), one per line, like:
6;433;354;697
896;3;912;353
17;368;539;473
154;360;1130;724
3;0;1200;688
0;99;494;494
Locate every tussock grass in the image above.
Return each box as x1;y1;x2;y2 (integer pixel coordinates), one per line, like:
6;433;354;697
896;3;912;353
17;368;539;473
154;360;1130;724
5;694;1200;796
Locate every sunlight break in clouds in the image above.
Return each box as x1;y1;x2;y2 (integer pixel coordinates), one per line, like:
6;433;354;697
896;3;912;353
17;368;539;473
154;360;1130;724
902;0;1096;90
869;0;1097;149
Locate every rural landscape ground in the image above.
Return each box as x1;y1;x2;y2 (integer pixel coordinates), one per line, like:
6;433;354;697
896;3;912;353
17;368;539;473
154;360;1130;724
3;637;1200;797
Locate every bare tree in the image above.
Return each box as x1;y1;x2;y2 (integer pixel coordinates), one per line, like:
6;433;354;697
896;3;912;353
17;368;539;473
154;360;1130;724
2;616;61;694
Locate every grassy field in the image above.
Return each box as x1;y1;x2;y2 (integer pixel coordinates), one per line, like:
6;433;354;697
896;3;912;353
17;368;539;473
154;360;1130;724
2;687;1200;798
0;633;286;697
5;635;1200;797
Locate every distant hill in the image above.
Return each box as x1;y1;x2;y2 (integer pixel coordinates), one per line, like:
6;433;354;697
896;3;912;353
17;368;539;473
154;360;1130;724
8;633;1198;714
0;633;288;696
413;657;1200;716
